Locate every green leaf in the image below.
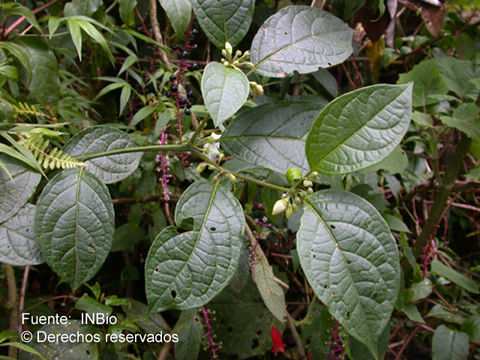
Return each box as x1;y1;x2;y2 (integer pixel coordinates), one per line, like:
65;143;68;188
397;59;448;107
75;295;112;316
427;305;464;325
461;315;480;342
0;154;41;223
384;214;411;233
34;169;115;290
221;101;324;174
119;85;132;115
174;310;203;360
64;0;103;17
66;18;83;60
348;324;390;360
160;0;192;39
250;6;353;78
145;180;245;312
210;279;284;358
297;190;400;357
0;204;43;266
69;17;114;62
404;278;432;302
0;42;32;81
312;69;338;98
254;248;286;323
401;302;425;324
18;38;60;105
432;325;469;360
201;62;249;127
129;105;155;127
191;0;254;48
119;0;137;27
4;4;42;34
306;83;413;175
440;103;480;141
438;58;480;100
64;126;142;184
431;260;479;294
122;299;170;333
20;321;99;360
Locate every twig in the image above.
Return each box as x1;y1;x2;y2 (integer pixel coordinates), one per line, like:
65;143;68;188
157;342;171;360
394;327;419;360
3;264;18;358
4;0;61;38
149;0;172;70
18;265;30;335
286;312;306;359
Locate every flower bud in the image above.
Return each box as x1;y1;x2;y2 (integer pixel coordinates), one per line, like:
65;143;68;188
272;199;288;215
226;173;236;182
223;61;230;67
253;83;264;96
225;42;233;56
285;167;302;185
196;163;207;175
235;50;242;57
221;49;228;58
285;204;293;219
303;180;313;188
307;187;314;194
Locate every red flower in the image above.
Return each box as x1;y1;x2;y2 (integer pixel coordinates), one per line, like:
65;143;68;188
270;326;286;356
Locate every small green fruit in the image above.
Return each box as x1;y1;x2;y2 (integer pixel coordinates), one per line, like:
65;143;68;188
285;167;302;185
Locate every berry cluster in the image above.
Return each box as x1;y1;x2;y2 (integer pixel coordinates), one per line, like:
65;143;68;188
165;73;194;115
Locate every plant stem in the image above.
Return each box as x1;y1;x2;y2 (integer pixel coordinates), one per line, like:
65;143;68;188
75;144;190;161
414;134;471;257
192;148;290;193
149;0;172;70
18;266;29;335
3;264;18;358
286;312;306;359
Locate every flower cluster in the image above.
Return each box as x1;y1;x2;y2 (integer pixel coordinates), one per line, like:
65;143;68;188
200;306;221;359
325;321;344;360
155;130;172;200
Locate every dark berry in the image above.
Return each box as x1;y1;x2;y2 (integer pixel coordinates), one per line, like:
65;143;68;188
181;50;188;58
184;108;191;115
191;43;198;49
169;74;177;81
189;63;199;70
179;97;187;104
192;28;198;35
170;85;178;92
172;45;178;50
187;90;193;97
166;91;172;98
186;102;193;109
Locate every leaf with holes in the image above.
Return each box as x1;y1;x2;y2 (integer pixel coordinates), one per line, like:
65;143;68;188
0;204;43;266
64;126;142;184
201;62;249;127
34;169;114;290
306;84;412;175
297;190;400;357
221;101;324;175
191;0;255;48
250;6;353;78
145;181;245;313
0;154;41;223
160;0;192;39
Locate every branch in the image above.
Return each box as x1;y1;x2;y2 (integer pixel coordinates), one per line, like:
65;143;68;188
414;134;471;257
75;143;190;161
149;0;172;70
3;264;18;358
4;0;61;38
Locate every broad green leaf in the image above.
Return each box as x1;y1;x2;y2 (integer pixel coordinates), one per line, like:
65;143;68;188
18;38;60;105
221;101;324;174
174;310;203;360
122;299;170;333
428;304;464;325
64;126;142;184
0;154;41;223
64;0;103;17
145;181;245;312
431;260;479;294
119;0;137;27
438;58;480;100
34;169;114;290
401;302;424;324
360;146;408;175
19;322;99;360
312;69;338;98
0;204;43;266
250;6;353;78
297;190;400;357
384;214;411;233
254;248;286;323
191;0;255;48
75;295;112;316
461;315;480;342
432;325;469;360
440;103;480;141
300;302;334;359
201;62;249;127
404;278;432;302
0;42;32;81
306;83;413;175
210;279;284;358
348;324;390;360
160;0;192;39
397;59;448;107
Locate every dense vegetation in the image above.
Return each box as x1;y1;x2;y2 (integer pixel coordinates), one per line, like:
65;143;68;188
0;0;479;359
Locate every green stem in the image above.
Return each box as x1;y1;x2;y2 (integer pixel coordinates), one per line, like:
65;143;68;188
189;117;209;145
3;264;18;358
192;148;289;193
75;144;190;161
414;134;472;257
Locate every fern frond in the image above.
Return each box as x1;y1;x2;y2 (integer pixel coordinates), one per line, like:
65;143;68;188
13;102;57;121
19;132;86;170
